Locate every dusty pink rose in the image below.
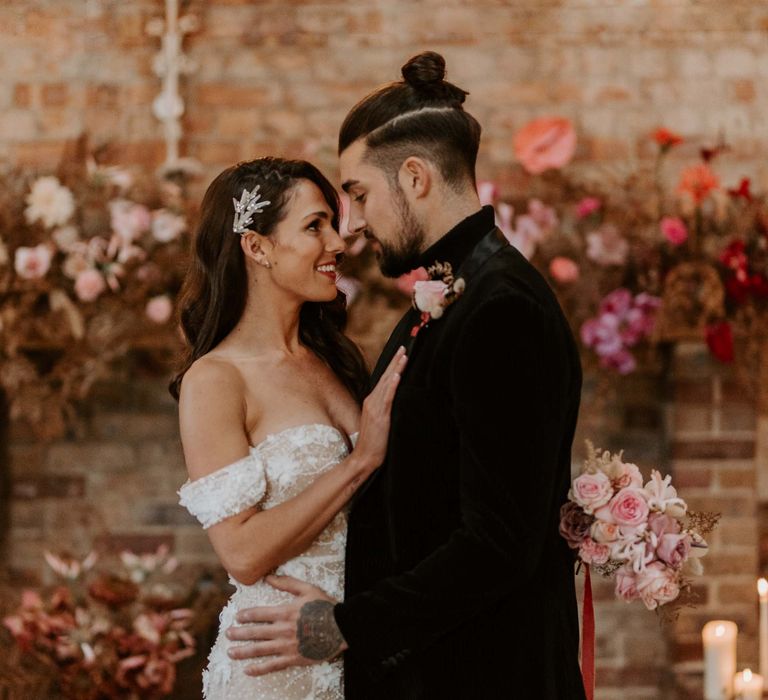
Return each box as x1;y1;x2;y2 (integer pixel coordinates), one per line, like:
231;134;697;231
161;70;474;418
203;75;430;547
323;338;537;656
549;257;580;284
578;537;610;565
559;501;593;548
569;471;613;514
14;244;53;279
647;512;681;539
660;216;688;246
74;268;107;302
613;462;643;489
576;197;601;219
635;561;680;610
615;566;639;602
608;488;649;527
109;199;151;244
513;116;577;175
656;533;691;569
590;519;620;544
146;295;173;324
396;267;429;296
413;280;448;319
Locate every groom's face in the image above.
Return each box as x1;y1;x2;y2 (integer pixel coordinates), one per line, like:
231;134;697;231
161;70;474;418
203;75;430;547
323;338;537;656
340;139;426;278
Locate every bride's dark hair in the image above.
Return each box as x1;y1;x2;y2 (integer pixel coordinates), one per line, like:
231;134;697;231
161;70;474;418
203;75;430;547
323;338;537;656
169;157;369;403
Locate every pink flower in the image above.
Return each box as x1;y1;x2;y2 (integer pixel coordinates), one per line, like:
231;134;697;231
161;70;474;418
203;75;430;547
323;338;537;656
549;257;580;284
109;199;151;244
527;199;559;232
578;537;610;565
612;462;643;490
151;209;186;243
413;280;448;319
14;244;52;279
601;348;637;374
590;519;620;544
74;269;107;302
513;116;577;175
576;197;601;219
21;590;43;610
477;181;497;206
615;565;639;602
608;488;649;527
660;216;688;246
656;533;691;569
146;295;173;324
396;267;429;296
586;224;629;266
569;471;613;514
635;561;680;610
647;512;681;539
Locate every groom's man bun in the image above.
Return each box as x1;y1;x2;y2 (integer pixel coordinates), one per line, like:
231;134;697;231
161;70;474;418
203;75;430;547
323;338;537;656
338;51;481;190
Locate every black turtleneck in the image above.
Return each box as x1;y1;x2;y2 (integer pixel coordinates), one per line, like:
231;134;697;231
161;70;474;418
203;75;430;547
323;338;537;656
413;205;495;273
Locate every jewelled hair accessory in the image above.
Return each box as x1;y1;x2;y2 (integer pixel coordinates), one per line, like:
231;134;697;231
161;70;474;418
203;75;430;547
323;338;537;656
232;185;271;234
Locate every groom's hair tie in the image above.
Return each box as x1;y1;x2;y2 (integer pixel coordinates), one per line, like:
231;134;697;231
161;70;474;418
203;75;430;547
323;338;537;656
338;51;481;192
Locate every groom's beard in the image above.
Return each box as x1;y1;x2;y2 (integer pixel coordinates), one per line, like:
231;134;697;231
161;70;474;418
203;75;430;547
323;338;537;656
375;189;426;278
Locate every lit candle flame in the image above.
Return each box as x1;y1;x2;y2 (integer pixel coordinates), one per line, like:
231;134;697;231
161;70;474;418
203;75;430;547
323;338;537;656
744;668;753;682
758;578;768;598
715;624;726;638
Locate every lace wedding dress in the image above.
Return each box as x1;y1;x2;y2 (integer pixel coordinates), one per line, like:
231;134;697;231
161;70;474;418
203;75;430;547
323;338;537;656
178;423;357;700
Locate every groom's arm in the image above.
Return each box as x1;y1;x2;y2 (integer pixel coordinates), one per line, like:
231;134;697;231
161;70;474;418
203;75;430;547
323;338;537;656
333;290;580;664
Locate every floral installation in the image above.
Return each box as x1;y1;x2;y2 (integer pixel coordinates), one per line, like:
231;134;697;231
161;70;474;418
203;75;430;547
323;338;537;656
560;442;719;615
0;140;195;438
2;544;224;699
410;261;466;338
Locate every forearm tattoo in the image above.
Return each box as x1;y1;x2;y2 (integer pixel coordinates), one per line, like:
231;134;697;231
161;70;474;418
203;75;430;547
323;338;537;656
296;600;345;661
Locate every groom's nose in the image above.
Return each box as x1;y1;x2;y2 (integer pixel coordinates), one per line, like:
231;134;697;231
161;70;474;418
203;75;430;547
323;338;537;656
348;211;367;236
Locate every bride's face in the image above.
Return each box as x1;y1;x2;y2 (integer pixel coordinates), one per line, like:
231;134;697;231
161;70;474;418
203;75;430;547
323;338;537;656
259;179;345;303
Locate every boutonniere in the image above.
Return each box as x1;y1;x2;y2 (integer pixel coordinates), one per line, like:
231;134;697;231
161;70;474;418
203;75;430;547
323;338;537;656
410;262;466;337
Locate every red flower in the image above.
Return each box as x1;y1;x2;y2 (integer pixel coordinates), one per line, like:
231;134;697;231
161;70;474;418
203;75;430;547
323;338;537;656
727;177;753;202
653;127;683;151
677;164;720;204
750;273;768;299
706;321;734;363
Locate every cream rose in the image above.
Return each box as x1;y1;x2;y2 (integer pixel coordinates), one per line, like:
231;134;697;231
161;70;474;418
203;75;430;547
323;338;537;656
635;561;680;611
412;280;448;319
569;471;613;514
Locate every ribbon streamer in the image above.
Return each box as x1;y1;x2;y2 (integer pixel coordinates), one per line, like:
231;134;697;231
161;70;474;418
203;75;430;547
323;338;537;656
582;565;595;700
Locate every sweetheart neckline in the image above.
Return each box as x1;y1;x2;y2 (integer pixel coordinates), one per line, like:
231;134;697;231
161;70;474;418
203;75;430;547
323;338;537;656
249;422;359;453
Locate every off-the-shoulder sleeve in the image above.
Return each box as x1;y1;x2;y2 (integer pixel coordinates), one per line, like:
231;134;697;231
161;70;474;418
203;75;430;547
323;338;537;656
178;452;267;529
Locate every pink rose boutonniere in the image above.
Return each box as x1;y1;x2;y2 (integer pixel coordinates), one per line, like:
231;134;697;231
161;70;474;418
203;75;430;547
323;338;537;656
410;261;466;338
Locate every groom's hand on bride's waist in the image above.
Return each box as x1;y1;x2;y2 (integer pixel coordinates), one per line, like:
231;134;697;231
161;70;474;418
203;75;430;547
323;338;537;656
226;574;348;676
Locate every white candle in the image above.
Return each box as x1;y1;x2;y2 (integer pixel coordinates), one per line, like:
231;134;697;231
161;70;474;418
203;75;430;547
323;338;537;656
759;578;768;681
702;621;738;700
734;668;763;700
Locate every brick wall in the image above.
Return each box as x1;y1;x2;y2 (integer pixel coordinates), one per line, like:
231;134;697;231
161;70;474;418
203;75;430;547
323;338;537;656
1;0;767;189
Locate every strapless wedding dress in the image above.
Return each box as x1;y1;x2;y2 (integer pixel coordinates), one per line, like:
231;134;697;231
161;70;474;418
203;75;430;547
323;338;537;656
178;423;357;700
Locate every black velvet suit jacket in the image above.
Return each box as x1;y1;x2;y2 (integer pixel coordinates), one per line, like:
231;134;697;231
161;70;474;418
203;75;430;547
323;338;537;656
334;206;586;699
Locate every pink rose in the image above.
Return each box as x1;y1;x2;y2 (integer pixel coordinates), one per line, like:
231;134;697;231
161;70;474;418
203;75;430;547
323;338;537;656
656;533;691;569
660;216;688;246
578;537;610;566
513;116;577;175
613;462;643;489
615;565;639;602
635;561;680;610
396;267;429;296
590;519;620;544
413;280;448;319
14;244;52;280
75;268;107;302
109;199;151;244
647;512;681;539
576;197;601;219
549;257;580;284
569;471;613;514
609;488;649;527
146;295;173;324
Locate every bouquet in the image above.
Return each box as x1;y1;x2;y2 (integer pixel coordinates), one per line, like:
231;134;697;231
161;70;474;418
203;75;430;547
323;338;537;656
560;442;719;613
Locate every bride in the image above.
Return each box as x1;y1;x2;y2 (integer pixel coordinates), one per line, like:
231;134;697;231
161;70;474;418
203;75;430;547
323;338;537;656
170;157;406;699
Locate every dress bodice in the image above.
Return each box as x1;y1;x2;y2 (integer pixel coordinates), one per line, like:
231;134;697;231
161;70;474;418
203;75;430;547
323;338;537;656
178;423;357;700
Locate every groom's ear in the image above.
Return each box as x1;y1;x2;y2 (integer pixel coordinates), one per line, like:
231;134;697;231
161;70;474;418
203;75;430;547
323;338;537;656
398;156;432;200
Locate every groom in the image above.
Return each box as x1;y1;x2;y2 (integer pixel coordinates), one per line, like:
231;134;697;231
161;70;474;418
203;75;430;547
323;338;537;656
227;51;586;699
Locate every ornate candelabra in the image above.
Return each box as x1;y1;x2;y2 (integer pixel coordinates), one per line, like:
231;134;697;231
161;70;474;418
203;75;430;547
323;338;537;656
146;0;200;175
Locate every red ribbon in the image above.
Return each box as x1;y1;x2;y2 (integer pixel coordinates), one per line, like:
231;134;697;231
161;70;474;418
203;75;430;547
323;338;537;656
581;565;595;700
